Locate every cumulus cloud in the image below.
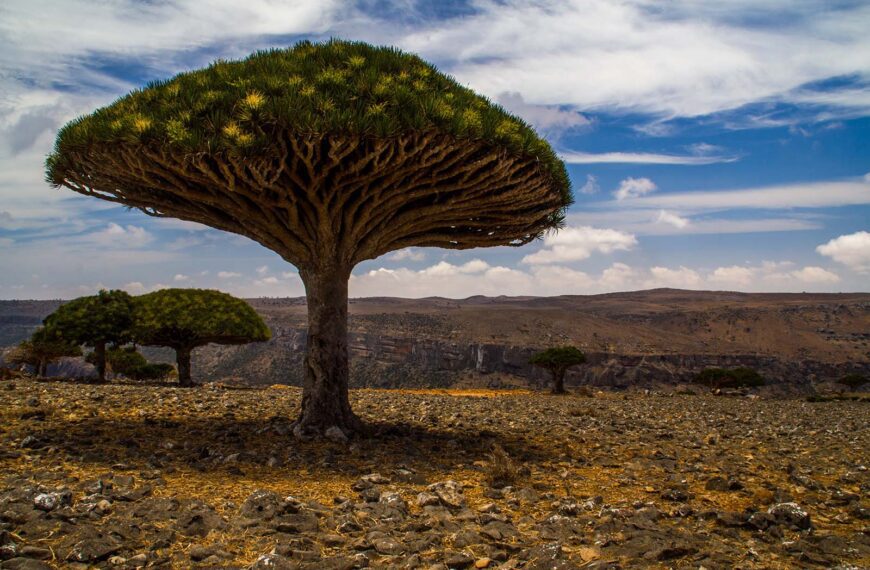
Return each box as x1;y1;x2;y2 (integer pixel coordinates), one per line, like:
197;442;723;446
614;178;657;201
655;210;690;229
217;271;241;279
388;248;426;262
709;265;755;287
646;266;704;289
521;226;637;264
578;175;600;195
816;231;870;273
256;265;269;276
87;223;154;248
789;266;840;284
173;274;189;282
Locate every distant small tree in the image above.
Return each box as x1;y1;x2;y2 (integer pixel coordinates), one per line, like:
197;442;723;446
42;290;134;382
133;289;271;387
695;367;765;389
7;328;81;377
839;373;867;391
529;346;587;394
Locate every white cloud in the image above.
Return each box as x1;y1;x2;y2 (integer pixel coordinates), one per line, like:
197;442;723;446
388;248;426;262
400;1;870;118
655;210;690;229
578;174;599;195
568;209;822;236
816;231;870;273
522;226;637;264
647;266;704;289
614;177;657;201
497;92;591;134
87;223;154;248
256;265;269;276
255;276;279;285
173;274;189;282
218;271;241;279
561;150;737;165
611;180;870;210
789;266;840;284
709;265;754;287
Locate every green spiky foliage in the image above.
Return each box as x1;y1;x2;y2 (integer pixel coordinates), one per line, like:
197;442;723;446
133;289;270;386
42;290;134;382
7;328;82;377
529;346;588;394
45;39;573;435
47;39;570;213
695;367;765;389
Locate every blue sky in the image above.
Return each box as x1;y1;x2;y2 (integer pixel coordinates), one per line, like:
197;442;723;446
0;0;868;299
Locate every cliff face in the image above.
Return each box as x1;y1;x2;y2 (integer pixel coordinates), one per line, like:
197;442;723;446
191;325;867;389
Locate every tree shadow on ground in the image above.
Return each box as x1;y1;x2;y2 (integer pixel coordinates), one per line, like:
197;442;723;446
28;413;552;482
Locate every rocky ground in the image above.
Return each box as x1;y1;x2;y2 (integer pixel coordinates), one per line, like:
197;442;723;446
0;378;867;569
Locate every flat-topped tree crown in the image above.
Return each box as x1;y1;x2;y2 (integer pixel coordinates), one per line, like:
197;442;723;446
46;39;573;435
46;39;571;269
133;289;270;386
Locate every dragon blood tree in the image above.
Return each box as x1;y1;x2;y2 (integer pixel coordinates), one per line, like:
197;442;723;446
46;40;572;436
133;289;270;386
42;289;134;382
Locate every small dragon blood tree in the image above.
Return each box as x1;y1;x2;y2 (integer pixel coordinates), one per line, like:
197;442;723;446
133;288;270;387
46;40;572;437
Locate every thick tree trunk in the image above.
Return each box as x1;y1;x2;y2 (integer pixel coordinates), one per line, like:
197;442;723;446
176;347;193;387
95;342;107;383
294;265;362;437
552;368;566;394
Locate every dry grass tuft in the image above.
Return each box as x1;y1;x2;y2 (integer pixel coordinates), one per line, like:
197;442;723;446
484;444;520;488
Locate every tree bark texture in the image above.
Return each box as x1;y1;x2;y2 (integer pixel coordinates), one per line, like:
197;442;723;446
95;342;106;383
552;367;566;394
176;347;193;387
295;266;362;436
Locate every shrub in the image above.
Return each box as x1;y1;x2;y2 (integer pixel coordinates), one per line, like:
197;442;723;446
695;367;765;389
839;373;867;390
130;363;176;381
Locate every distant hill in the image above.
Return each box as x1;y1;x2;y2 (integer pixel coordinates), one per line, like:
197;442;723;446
2;289;868;388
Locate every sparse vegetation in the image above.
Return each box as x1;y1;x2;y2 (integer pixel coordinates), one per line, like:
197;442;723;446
41;290;134;382
529;346;587;394
695;367;765;389
133;289;270;387
839;373;867;391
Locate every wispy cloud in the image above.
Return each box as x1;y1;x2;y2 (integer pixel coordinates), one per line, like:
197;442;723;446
561;150;738;165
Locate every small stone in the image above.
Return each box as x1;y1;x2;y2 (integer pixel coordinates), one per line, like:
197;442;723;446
427;481;465;509
373;537;404;555
767;502;812;530
108;556;126;566
417;492;440;507
443;552;474;568
251;553;295;569
475;557;492;568
325;426;349;444
33;491;71;512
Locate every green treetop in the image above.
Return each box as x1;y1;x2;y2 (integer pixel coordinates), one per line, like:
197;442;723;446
133;288;270;386
42;289;134;382
529;346;588;394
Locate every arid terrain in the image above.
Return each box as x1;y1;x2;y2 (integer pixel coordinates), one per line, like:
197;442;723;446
0;377;867;569
1;290;868;389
